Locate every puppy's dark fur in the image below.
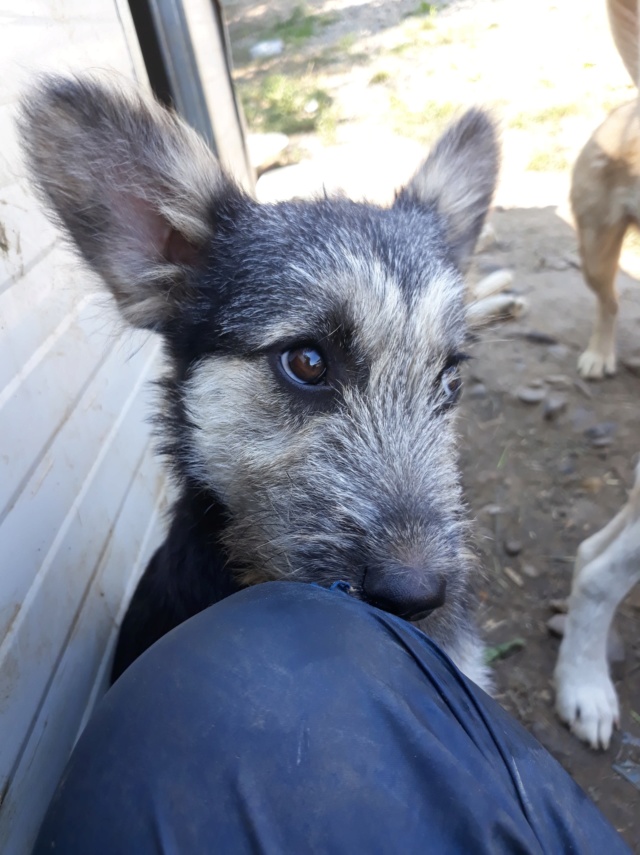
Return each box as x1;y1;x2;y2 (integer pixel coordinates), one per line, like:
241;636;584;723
19;75;499;687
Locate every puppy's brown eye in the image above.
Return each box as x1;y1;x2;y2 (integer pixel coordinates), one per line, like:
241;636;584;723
439;352;469;407
280;347;327;385
441;365;462;403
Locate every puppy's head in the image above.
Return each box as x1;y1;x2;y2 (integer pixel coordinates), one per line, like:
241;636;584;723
19;75;499;621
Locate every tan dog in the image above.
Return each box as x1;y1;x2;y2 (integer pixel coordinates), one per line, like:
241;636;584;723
554;0;640;748
571;99;640;379
572;0;639;378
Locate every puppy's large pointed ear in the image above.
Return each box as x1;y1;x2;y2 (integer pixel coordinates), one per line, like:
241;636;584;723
395;109;500;268
18;75;245;330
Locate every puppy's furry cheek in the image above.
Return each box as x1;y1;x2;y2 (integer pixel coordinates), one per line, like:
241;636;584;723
182;355;318;500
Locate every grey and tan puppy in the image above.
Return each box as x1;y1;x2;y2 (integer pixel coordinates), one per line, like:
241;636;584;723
19;76;499;686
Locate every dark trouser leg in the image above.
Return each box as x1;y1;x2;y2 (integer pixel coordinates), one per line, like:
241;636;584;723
33;582;630;855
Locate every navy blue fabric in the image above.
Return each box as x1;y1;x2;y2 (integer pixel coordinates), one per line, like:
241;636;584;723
33;582;629;854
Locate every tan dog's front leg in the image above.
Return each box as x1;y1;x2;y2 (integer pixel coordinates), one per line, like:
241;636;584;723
555;465;640;748
575;223;624;379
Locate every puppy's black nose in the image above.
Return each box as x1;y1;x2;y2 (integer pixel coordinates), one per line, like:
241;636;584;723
363;567;447;621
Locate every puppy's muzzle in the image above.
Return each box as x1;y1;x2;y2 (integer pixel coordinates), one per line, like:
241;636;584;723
363;566;447;622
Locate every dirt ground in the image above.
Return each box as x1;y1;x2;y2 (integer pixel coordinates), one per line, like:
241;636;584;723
222;0;640;847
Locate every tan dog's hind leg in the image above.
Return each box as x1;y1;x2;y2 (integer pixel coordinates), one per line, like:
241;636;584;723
575;221;625;379
555;464;640;748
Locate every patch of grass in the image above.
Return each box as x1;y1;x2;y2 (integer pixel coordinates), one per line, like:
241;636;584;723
509;102;581;129
239;75;334;136
268;5;336;46
335;33;356;51
428;29;454;45
389;41;413;55
507;113;529;130
403;1;437;17
526;148;571;172
369;69;391;85
315;109;338;145
310;43;370;70
484;638;525;664
533;103;581;122
391;95;458;142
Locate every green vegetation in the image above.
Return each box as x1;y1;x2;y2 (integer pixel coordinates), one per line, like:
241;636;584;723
509;103;581;129
427;29;454;45
335;33;356;51
485;638;525;664
390;95;458;142
268;5;336;46
239;74;335;138
526;148;571;172
369;70;391;85
389;41;413;56
404;1;438;18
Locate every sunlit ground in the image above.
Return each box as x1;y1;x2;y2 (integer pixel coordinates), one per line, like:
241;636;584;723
224;1;635;215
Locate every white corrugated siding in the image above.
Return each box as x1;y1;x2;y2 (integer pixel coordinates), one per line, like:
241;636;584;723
0;2;168;851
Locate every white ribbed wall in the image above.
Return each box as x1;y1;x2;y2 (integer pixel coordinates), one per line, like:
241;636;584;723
0;3;167;851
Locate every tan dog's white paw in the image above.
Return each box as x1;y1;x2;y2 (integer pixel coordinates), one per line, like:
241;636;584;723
577;348;616;379
555;663;619;749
